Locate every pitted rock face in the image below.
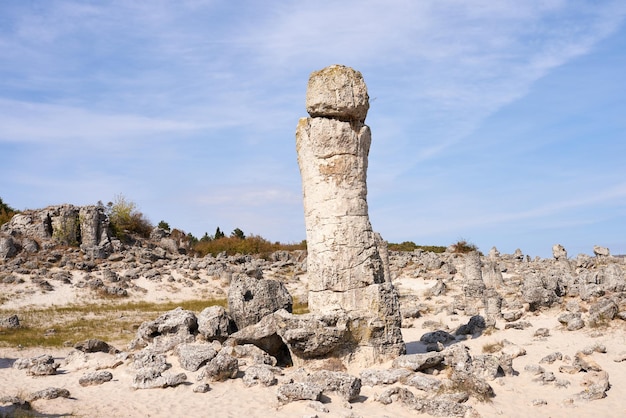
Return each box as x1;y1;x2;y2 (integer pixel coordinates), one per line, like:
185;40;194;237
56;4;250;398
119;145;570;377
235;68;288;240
305;64;369;123
296;64;405;365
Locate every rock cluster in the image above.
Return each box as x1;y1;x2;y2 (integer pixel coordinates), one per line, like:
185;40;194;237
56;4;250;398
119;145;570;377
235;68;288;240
0;204;112;259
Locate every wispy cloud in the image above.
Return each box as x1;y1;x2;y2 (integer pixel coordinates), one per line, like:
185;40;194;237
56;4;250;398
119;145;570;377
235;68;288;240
0;0;624;256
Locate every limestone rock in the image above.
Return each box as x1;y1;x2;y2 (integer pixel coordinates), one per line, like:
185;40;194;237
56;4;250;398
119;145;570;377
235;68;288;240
128;307;197;352
197;306;235;342
0;314;20;328
576;370;610;400
359;368;412;386
296;65;404;365
463;251;486;299
376;387;422;410
552;244;568;260
174;343;218;372
242;364;278;387
392;351;445;372
132;368;187;389
276;382;322;405
305;64;369;123
227;274;292;330
593;245;610;257
14;354;59;376
221;343;278;367
405;373;443;391
199;351;238;382
79;371;113;386
301;370;362;402
74;339;118;354
0;235;18;259
26;387;71;401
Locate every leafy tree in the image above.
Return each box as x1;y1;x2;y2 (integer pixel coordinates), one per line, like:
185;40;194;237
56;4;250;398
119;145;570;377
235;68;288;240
157;220;171;232
231;227;246;240
200;232;211;242
0;197;18;227
214;227;225;239
106;194;152;239
186;232;198;246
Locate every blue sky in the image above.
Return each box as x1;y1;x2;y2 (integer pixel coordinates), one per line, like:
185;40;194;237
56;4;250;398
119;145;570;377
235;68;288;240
1;0;625;258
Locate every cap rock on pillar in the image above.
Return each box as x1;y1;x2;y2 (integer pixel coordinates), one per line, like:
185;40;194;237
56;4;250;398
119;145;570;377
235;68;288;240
305;64;370;123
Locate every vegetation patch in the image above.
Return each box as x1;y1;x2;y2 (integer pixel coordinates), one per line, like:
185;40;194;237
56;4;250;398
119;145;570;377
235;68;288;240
0;299;227;348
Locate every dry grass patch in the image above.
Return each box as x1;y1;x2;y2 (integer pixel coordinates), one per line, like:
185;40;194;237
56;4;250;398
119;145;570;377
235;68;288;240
0;298;227;349
482;340;504;353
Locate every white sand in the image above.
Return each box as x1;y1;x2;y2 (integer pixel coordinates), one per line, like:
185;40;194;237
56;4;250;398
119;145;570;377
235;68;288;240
3;276;626;417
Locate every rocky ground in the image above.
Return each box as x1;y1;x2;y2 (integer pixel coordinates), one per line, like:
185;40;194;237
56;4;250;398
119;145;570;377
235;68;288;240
2;223;626;417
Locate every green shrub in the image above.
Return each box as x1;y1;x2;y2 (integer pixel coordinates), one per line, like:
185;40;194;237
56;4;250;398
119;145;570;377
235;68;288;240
193;235;306;258
105;194;152;240
449;239;479;254
0;197;17;227
388;241;446;253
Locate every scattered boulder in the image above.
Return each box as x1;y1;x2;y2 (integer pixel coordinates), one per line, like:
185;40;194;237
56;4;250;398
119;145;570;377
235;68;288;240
128;307;198;352
199;351;239;382
26;387;71;401
132;368;187;389
392;351;445;372
74;339;118;354
552;244;568;260
0;314;20;328
359;368;412;386
79;371;113;386
593;245;610;258
242;364;278;387
227;274;292;330
197;306;235;342
576;370;610;400
276;382;322;405
174;343;218;372
300;370;362;402
14;354;59;376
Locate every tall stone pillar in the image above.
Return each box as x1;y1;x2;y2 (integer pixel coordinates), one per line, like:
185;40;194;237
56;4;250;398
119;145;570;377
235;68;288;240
296;65;404;363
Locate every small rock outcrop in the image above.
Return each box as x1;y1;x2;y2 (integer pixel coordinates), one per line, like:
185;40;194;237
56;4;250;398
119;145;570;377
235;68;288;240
0;204;112;258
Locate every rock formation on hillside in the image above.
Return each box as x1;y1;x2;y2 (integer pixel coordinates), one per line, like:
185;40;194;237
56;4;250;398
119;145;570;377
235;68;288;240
295;64;405;364
0;204;112;259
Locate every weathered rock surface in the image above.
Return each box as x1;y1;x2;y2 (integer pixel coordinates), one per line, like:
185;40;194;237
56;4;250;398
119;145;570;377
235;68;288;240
305;64;369;123
128;307;197;352
276;382;322;405
174;343;218;372
295;65;404;365
79;370;113;386
197;306;235;342
227;274;292;329
199;351;239;382
26;387;71;401
14;354;59;376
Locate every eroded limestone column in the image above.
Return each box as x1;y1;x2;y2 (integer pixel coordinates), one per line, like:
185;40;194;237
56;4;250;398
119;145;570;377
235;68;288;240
296;65;404;362
297;65;385;310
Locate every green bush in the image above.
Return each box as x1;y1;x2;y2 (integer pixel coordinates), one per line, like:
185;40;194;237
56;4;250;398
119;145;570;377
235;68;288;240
105;194;152;240
0;197;17;227
388;241;446;253
193;235;306;258
449;239;479;254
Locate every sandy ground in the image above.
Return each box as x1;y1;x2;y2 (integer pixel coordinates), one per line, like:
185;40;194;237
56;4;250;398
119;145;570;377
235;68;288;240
2;275;626;417
3;313;626;417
